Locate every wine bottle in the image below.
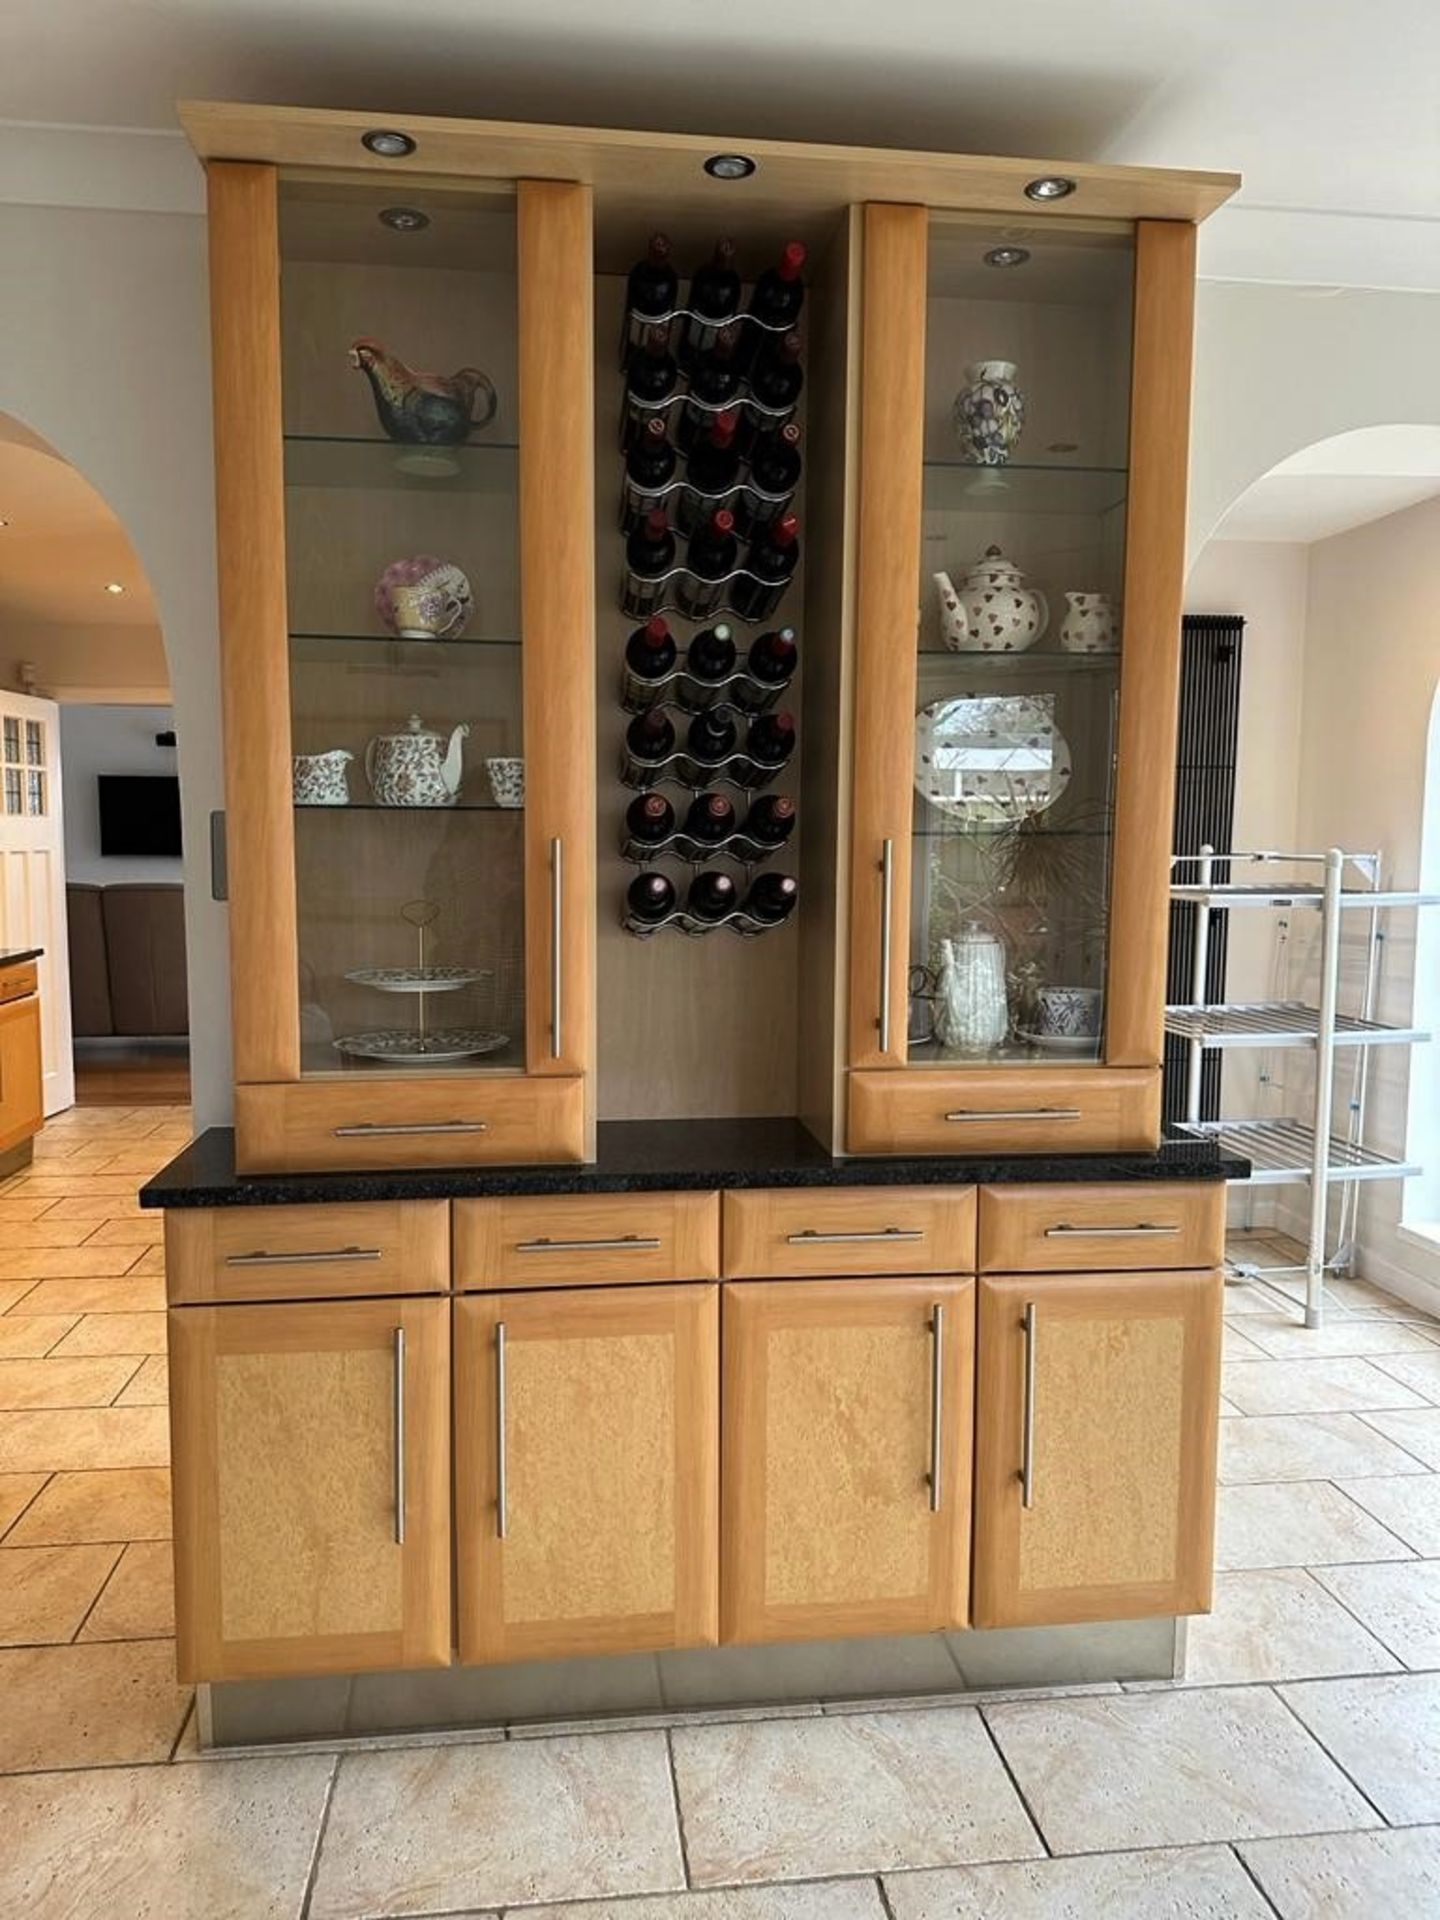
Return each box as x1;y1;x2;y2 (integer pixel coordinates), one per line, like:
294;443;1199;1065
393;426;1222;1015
686;869;738;923
625;870;677;927
735;512;800;621
686;622;737;687
749;421;803;498
679;327;742;452
749;329;804;417
622;708;676;785
683;792;737;844
679;508;739;620
623;327;679;442
685;408;742;497
624;233;678;344
622;416;677;528
624;791;675;846
743;871;799;924
682;239;741;360
745;707;796;770
733;626;798;712
621;615;677;710
621;509;677;618
748;241;807;330
743;793;797;847
686;706;739;768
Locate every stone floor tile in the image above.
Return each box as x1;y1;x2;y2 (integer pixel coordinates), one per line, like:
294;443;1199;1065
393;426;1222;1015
1180;1568;1399;1686
0;1541;121;1643
78;1539;174;1640
1236;1312;1440;1360
1240;1825;1440;1918
1223;1281;1294;1316
1223;1323;1267;1361
115;1353;168;1405
983;1686;1376;1852
0;1405;170;1473
6;1466;171;1544
0;1246;149;1281
0;1470;46;1538
1221;1411;1426;1484
1336;1472;1440;1555
1312;1559;1440;1668
671;1707;1041;1886
1370;1350;1440;1402
0;1280;37;1313
1281;1671;1440;1823
0;1754;333;1919
48;1311;166;1358
8;1275;166;1315
1271;1275;1438;1323
1221;1358;1424;1417
0;1638;188;1771
0;1354;142;1409
1216;1480;1414;1569
1361;1407;1440;1470
528;1887;888;1920
0;1313;81;1358
1218;1396;1243;1416
883;1846;1273;1919
309;1732;684;1917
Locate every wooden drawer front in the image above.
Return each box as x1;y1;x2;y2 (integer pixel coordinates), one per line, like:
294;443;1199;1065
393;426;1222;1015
165;1202;450;1305
979;1183;1225;1274
722;1187;976;1278
234;1076;586;1174
0;961;37;1005
848;1067;1160;1157
456;1191;719;1290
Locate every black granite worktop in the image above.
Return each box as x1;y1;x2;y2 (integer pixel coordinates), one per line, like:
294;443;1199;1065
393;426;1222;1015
141;1118;1247;1209
0;948;43;969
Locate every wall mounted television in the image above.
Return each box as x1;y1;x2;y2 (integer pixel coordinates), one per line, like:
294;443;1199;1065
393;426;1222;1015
97;775;183;858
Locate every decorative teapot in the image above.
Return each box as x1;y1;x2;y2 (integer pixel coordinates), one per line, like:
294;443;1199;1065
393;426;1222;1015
365;715;470;808
934;923;1010;1054
933;546;1048;653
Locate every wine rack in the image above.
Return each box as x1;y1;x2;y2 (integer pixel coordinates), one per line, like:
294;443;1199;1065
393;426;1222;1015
621;473;797;542
622;903;791;940
621;663;792;716
619;717;791;794
620;826;791;867
620;563;794;625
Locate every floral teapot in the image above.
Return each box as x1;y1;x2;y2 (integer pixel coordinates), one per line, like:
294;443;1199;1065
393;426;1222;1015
933;546;1048;653
365;715;469;808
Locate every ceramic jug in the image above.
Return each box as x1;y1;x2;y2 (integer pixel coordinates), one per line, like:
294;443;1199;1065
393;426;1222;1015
292;749;352;807
365;715;470;807
933;546;1048;653
1059;591;1119;654
933;923;1010;1054
951;359;1026;465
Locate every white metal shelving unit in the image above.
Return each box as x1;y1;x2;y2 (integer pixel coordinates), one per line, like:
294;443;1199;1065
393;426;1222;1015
1167;846;1440;1328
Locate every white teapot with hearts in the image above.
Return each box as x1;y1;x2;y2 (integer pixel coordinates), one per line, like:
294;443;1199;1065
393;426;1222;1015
933;546;1048;654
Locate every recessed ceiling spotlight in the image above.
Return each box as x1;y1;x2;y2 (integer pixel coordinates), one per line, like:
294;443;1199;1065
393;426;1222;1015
0;518;9;529
1024;175;1076;202
104;582;125;595
984;245;1031;268
379;206;430;232
704;153;757;181
362;129;417;159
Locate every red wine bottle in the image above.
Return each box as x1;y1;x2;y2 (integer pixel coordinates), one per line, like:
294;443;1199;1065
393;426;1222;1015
686;408;742;495
626;234;678;327
749;422;802;497
688;622;737;682
686;869;739;922
624;327;679;441
679;508;739;619
746;707;796;769
625;415;677;496
623;708;676;780
680;327;743;451
683;792;736;844
748;241;807;330
621;614;677;709
622;510;676;618
625;870;677;926
686;706;739;766
743;793;797;847
737;512;800;620
733;626;798;711
625;791;675;845
744;871;799;924
749;330;804;414
683;238;742;360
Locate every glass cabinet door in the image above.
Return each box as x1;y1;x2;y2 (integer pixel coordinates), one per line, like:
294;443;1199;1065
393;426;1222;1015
278;178;527;1077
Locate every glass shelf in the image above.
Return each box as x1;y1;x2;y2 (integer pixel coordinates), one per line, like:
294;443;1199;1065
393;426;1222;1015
295;802;524;815
917;645;1120;672
912;820;1112;840
923;460;1128;517
284;433;518;493
290;631;523;652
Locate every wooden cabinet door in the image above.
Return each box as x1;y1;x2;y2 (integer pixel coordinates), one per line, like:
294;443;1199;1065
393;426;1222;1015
455;1285;718;1664
973;1268;1222;1628
722;1277;973;1644
169;1297;450;1682
0;993;42;1154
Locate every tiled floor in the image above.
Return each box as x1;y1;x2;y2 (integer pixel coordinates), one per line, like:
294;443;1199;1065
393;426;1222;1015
7;1148;1440;1915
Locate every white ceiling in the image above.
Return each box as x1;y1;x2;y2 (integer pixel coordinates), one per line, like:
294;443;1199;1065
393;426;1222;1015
0;420;159;628
1213;426;1440;544
2;0;1439;287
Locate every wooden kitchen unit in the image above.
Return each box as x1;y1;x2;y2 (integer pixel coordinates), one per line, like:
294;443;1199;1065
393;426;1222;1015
151;101;1245;1740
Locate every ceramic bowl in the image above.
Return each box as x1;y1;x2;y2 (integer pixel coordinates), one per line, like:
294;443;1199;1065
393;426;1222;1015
485;757;525;808
1035;985;1103;1038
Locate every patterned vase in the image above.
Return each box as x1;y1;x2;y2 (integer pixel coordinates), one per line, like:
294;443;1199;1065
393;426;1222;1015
952;360;1026;466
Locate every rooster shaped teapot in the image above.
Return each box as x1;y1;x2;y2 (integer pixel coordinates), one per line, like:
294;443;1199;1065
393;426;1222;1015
350;338;498;446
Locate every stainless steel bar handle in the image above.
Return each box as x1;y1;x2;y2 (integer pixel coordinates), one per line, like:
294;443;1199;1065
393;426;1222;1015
515;1234;662;1254
1043;1223;1180;1240
495;1321;508;1541
333;1121;488;1138
1021;1302;1038;1511
225;1246;382;1268
928;1303;944;1514
393;1326;407;1547
877;840;895;1055
786;1227;925;1246
550;836;563;1060
944;1108;1083;1124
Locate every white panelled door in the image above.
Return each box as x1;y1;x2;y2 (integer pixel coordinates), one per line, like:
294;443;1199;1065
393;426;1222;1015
0;693;72;1114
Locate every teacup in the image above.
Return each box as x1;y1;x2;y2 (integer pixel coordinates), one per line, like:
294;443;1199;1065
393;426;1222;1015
485;757;525;808
1035;985;1102;1038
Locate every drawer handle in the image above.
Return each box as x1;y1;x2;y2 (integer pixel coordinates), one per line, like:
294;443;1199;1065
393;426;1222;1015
785;1227;925;1246
1021;1301;1038;1510
333;1121;488;1137
393;1326;406;1547
514;1235;663;1254
1043;1223;1180;1240
928;1302;944;1514
224;1246;383;1268
945;1108;1083;1124
495;1321;508;1541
